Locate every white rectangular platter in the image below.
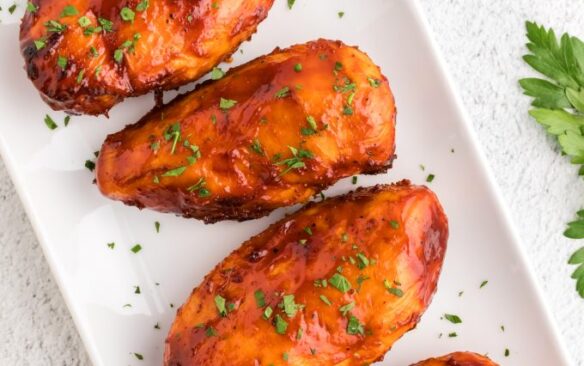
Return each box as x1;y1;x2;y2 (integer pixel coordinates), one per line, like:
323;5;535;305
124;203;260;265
0;0;572;365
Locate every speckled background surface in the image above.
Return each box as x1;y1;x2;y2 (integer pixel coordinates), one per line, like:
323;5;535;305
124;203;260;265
0;0;583;365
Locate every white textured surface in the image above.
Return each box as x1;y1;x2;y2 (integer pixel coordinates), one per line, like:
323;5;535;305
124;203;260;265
0;0;582;365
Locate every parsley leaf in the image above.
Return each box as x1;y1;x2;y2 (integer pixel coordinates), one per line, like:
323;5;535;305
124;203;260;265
219;98;237;110
210;67;225;80
120;7;135;22
280;294;301;318
274;314;288;334
521;23;584;299
568;246;584;297
60;5;78;17
444;313;463;324
346;315;364;335
329;273;351;293
44;114;58;130
214;295;227;316
273;146;313;176
254;290;265;308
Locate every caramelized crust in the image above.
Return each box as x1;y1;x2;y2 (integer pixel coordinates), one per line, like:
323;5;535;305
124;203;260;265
411;352;499;366
20;0;274;115
96;39;396;223
164;182;448;365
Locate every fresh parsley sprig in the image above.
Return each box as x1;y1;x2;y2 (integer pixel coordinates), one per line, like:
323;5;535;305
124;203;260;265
520;21;584;298
569;246;584;298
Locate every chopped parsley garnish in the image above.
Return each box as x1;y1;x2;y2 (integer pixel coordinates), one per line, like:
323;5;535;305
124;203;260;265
219;98;237;110
120;7;135;22
133;353;143;360
84;160;95;171
287;0;295;9
205;327;217;337
301;115;318;135
34;39;46;50
351;176;358;184
274;146;313;176
154;221;160;233
504;348;510;357
448;332;458;338
384;279;404;297
187;177;211;197
136;0;149;12
356;275;369;290
27;2;38;13
301;127;315;136
338;11;344;18
114;49;124;63
57;56;67;70
368;77;381;88
329;273;351;293
154;323;160;329
313;279;327;288
334;78;356;93
334;61;343;72
131;244;142;253
296;328;303;340
161;166;186;177
480;280;488;288
294;63;302;72
45;20;67;33
444;313;462;324
162;123;181;152
341;233;348;242
426;174;435;182
78;16;91;27
356;253;369;269
250;138;264;155
319;295;332;306
346;315;364;335
254;290;265;308
44;114;57;130
342;105;354;116
262;306;273;320
210;67;225;80
134;286;141;294
76;69;85;84
274;86;290;99
98;18;114;32
60;5;78;17
274;314;288;334
280;294;301;318
107;242;115;249
214;295;227;316
283;353;289;361
304;226;312;236
389;220;399;229
339;302;354;316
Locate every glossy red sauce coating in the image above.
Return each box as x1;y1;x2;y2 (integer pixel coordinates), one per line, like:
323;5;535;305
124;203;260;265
96;39;397;223
165;182;448;365
20;0;274;115
411;352;500;366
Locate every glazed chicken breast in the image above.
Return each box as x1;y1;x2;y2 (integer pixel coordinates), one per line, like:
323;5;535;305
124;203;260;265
411;352;499;366
20;0;274;115
97;39;396;223
164;182;448;365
